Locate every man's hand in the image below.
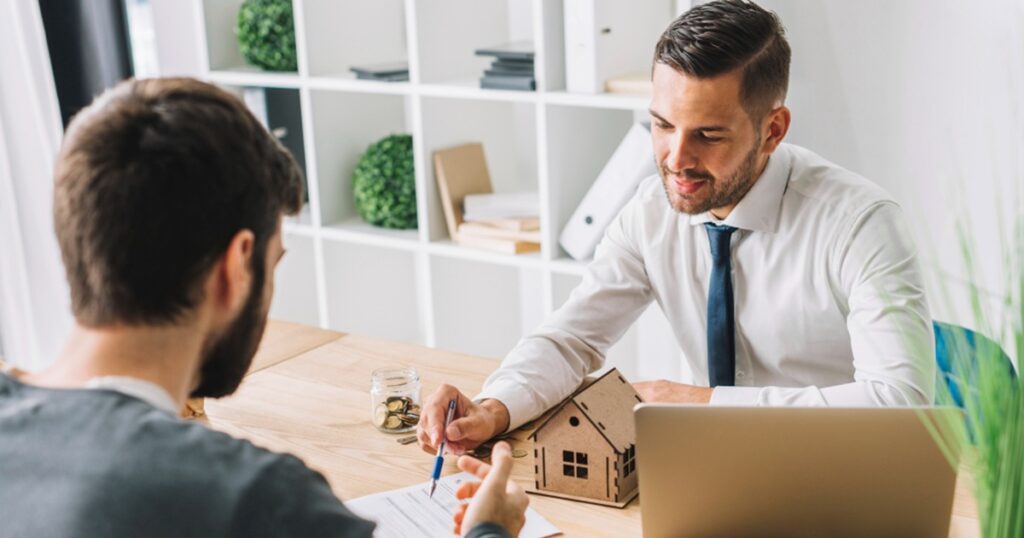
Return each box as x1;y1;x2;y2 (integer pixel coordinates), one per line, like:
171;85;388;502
452;442;529;537
417;384;511;455
633;380;713;403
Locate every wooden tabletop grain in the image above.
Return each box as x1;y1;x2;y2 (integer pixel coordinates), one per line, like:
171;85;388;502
203;320;981;537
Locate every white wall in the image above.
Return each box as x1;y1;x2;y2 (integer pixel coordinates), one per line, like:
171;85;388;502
757;0;1023;362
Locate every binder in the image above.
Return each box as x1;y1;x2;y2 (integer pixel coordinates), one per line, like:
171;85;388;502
559;123;657;260
564;0;672;94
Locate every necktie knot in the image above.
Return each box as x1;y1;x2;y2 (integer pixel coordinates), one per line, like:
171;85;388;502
704;223;737;260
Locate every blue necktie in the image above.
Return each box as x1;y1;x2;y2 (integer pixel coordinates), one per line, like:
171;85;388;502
705;223;737;387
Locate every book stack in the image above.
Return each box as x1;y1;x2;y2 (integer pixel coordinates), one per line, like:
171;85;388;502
349;61;409;82
433;143;542;255
460;193;541;254
475;41;535;92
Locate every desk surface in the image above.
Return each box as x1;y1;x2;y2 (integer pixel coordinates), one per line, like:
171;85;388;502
205;321;981;537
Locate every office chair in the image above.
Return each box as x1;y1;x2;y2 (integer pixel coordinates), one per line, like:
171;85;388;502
933;321;1016;408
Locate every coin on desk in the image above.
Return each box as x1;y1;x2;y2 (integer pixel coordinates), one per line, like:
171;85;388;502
471;445;493;459
512;449;528;458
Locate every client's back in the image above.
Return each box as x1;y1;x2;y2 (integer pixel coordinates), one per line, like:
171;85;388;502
0;373;372;537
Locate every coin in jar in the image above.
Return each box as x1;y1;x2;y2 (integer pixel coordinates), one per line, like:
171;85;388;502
384;415;403;430
396;413;420;426
386;398;408;413
373;404;389;428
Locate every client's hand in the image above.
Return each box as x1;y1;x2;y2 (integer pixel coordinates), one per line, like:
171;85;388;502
453;442;529;537
417;384;510;455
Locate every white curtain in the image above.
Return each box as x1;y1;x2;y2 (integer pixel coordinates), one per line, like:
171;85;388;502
0;0;71;370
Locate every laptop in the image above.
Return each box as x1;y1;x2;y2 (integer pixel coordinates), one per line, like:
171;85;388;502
634;405;961;537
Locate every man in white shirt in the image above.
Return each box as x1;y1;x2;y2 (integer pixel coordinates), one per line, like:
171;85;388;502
418;0;934;454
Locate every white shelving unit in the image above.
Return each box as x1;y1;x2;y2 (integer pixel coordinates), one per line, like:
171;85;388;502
185;0;688;375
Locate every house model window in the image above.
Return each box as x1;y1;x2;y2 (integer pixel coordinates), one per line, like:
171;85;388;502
563;450;589;479
623;444;636;477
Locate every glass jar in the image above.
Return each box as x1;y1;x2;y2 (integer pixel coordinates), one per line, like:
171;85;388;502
369;367;421;433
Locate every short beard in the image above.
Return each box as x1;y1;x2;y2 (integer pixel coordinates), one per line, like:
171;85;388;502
190;256;268;399
660;139;762;215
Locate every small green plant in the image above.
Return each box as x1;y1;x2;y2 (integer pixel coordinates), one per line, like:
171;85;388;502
235;0;297;72
353;134;417;230
926;217;1024;537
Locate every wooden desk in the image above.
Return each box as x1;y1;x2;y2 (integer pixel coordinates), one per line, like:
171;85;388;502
205;322;981;537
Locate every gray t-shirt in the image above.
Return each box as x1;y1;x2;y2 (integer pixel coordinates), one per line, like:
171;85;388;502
0;372;376;537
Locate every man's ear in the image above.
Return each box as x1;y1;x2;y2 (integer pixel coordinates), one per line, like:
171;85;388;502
760;105;791;155
209;230;256;322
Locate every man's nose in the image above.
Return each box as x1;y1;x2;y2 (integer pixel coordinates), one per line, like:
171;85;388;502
663;133;698;173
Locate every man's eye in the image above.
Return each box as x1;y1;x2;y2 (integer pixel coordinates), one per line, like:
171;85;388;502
698;132;723;142
655;122;672;130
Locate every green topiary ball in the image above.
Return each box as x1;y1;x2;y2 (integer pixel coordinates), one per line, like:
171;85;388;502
353;134;417;230
236;0;298;72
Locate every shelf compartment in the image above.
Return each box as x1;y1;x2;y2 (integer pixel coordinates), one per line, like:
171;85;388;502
413;0;534;85
301;0;409;78
269;232;320;326
544;104;638;260
540;0;674;94
307;90;415;233
200;0;300;74
420;97;539;242
430;256;544;359
322;241;424;344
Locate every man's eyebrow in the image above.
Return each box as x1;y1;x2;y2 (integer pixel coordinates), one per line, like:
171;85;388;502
649;109;673;126
649;109;731;133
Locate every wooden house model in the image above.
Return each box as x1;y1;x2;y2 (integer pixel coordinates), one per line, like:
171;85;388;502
529;368;642;507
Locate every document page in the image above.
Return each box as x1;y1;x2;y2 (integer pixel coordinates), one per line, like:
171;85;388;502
346;472;561;538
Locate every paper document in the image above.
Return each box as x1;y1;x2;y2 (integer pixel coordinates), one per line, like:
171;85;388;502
346;472;561;538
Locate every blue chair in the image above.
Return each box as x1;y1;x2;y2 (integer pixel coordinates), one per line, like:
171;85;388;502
933;321;1016;407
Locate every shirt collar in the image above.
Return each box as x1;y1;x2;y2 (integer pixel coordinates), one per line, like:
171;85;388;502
85;376;178;415
688;143;792;233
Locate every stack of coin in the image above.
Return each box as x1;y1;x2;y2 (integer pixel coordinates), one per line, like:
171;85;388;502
373;395;420;432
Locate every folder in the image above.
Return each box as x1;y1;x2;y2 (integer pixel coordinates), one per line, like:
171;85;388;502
559;123;656;260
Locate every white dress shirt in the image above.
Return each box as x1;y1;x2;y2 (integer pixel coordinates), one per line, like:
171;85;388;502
478;143;935;431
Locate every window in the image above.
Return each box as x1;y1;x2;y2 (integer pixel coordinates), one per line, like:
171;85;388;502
623;444;636;477
562;450;589;479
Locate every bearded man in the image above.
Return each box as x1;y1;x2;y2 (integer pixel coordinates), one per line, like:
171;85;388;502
0;78;526;538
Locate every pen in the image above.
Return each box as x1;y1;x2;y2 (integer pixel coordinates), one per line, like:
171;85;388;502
429;399;457;498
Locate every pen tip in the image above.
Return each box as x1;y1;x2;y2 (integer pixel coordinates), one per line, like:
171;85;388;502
429;482;436;498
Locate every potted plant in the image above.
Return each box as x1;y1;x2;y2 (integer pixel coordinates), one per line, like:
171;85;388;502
353;134;417;230
235;0;298;72
926;217;1023;537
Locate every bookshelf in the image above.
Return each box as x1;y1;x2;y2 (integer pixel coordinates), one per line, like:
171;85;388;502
184;0;690;378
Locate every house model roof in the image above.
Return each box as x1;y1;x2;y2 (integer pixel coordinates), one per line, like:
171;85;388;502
530;368;643;453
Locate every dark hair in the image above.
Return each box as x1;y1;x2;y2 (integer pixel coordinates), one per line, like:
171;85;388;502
654;0;791;123
54;78;304;326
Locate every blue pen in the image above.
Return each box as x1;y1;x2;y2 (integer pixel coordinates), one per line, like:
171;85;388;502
429;399;457;498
